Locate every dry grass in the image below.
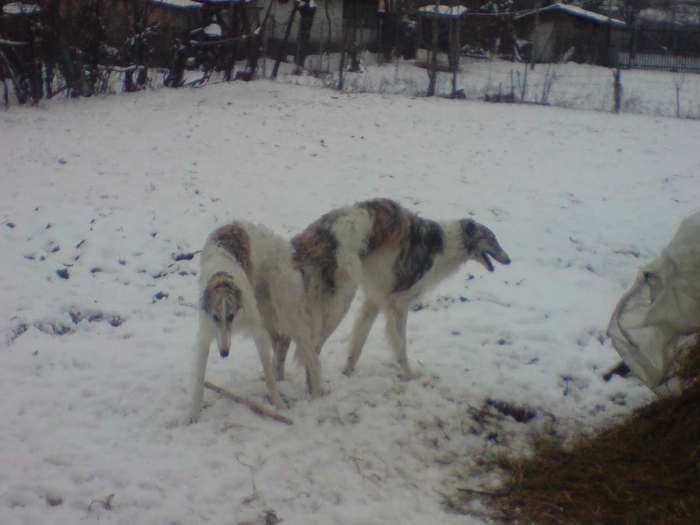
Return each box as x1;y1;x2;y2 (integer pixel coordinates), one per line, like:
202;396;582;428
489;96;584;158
453;338;700;525
678;336;700;388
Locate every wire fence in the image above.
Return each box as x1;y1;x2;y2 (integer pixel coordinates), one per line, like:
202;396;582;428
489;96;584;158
2;0;700;119
273;53;700;119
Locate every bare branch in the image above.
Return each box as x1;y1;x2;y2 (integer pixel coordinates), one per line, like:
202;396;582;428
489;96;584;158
204;381;293;425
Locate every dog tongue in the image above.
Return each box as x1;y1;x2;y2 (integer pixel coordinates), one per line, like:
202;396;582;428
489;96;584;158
482;252;495;272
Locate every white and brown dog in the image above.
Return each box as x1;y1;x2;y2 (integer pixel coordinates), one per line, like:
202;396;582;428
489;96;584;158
190;220;360;422
285;198;511;381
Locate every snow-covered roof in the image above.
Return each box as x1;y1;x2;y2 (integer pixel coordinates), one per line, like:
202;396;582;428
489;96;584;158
417;5;468;17
192;0;257;4
515;3;626;28
203;22;222;37
148;0;202;9
2;2;41;15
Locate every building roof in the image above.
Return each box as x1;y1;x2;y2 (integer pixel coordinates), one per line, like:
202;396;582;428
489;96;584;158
148;0;256;7
515;3;626;29
191;0;257;4
2;2;41;15
148;0;202;9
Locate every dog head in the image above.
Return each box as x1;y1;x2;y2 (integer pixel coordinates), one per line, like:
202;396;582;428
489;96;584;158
459;219;511;272
202;272;243;358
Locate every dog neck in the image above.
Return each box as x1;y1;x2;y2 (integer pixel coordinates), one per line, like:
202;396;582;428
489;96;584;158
399;221;470;294
439;220;472;265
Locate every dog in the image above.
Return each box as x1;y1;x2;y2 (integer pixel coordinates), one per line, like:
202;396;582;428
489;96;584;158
289;198;511;381
190;220;359;422
190;221;311;422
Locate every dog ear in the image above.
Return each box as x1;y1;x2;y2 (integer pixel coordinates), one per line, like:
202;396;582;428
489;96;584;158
231;285;243;308
462;219;477;238
201;288;211;312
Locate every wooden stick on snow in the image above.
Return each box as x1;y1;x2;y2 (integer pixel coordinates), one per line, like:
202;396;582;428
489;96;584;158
204;381;293;425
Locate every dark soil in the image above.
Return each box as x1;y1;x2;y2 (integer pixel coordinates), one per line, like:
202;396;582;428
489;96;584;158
452;339;700;525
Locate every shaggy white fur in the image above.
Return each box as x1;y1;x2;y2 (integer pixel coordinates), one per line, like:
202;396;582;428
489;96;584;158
190;223;313;422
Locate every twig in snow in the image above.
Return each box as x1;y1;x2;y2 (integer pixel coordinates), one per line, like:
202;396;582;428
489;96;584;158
204;381;293;425
348;454;383;485
238;510;281;525
234;453;260;505
88;493;115;511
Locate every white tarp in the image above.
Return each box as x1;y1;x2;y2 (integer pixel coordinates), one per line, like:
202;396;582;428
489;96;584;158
607;210;700;395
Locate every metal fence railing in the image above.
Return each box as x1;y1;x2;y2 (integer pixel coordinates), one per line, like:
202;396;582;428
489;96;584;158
615;50;700;73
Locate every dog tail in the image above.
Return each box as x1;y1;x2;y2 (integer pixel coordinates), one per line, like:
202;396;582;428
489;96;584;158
332;207;373;286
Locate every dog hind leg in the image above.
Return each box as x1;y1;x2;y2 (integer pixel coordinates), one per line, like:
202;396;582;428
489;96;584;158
302;340;323;398
343;298;380;376
384;304;414;380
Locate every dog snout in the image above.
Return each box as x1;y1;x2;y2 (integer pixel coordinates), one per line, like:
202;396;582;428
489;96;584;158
494;246;511;265
219;348;230;358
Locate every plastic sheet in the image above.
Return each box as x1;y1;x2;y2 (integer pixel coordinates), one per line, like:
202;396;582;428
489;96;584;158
607;211;700;395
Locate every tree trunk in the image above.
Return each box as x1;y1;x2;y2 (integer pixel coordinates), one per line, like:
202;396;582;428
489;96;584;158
349;0;360;72
272;2;299;79
295;1;317;71
427;2;440;97
338;25;348;90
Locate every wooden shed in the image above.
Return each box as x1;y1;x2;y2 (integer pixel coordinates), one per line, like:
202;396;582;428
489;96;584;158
514;3;627;65
415;5;467;70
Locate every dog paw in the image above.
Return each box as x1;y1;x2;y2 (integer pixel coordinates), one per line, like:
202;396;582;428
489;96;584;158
186;403;202;424
268;394;286;410
399;369;420;381
308;386;330;399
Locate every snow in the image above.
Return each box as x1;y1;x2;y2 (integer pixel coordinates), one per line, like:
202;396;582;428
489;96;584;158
417;5;468;17
204;23;223;38
277;57;700;119
192;0;257;4
2;2;41;15
148;0;202;9
1;80;699;525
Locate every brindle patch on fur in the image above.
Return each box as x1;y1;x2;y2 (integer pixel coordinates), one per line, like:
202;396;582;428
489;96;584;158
201;271;242;313
292;211;343;293
358;199;444;292
358;199;411;255
211;223;252;277
393;215;444;292
459;219;483;255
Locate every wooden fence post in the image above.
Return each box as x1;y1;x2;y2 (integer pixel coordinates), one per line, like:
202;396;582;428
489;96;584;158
613;67;622;113
272;1;299;79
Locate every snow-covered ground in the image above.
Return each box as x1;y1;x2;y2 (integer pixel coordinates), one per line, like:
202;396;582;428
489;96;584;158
1;81;698;525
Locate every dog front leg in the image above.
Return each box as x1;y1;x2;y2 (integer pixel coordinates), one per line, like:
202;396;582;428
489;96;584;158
189;327;212;423
385;305;414;380
254;330;285;409
342;299;379;376
273;335;291;381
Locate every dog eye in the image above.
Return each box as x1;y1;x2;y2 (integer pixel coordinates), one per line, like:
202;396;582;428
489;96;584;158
213;314;221;323
226;314;234;322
